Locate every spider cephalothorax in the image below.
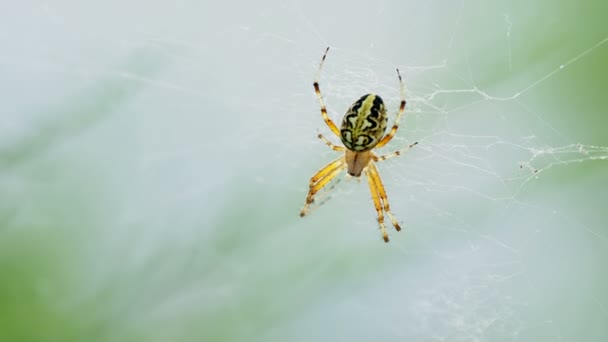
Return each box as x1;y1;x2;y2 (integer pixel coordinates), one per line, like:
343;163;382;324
299;47;418;243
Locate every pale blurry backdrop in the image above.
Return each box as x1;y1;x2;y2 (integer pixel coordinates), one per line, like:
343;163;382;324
1;1;607;341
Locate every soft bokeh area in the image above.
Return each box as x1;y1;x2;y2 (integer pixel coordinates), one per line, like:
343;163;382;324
1;1;607;341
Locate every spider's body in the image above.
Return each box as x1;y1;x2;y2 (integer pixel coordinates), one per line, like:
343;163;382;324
340;94;388;177
340;94;388;152
300;47;418;243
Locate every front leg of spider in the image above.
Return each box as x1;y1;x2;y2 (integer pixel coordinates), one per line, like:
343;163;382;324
300;47;417;243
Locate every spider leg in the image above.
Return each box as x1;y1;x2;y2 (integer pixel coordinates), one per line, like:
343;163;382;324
375;68;406;149
365;164;389;242
305;177;343;215
314;47;341;139
366;162;401;243
372;141;418;162
300;156;346;217
318;133;346;152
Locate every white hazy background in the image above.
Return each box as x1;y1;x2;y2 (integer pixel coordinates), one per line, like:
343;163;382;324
1;1;607;341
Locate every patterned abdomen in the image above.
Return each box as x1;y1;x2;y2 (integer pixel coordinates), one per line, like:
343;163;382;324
340;94;388;151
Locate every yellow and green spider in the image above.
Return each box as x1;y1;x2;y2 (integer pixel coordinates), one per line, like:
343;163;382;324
300;47;418;243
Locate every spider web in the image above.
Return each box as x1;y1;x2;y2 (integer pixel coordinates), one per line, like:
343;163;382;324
283;35;608;342
262;2;608;341
279;48;606;340
1;1;607;342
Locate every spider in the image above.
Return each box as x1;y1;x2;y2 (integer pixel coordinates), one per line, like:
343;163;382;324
300;47;418;243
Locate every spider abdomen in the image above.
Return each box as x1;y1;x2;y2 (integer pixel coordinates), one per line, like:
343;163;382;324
340;94;388;151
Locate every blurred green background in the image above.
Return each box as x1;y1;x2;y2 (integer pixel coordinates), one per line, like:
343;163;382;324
1;1;607;341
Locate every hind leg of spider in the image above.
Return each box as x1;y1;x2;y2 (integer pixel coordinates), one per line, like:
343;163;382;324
300;156;345;217
375;68;406;149
368;163;401;234
314;47;341;139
